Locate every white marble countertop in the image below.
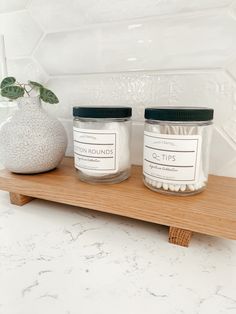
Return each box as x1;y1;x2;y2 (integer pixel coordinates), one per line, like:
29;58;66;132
0;190;236;314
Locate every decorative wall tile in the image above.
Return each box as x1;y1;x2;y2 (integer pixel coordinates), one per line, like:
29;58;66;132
7;58;48;83
209;127;236;175
34;12;236;75
230;0;236;17
0;1;236;176
0;11;43;58
45;70;236;126
0;0;28;13
223;114;236;144
216;158;236;177
45;70;236;171
29;0;232;31
226;59;236;81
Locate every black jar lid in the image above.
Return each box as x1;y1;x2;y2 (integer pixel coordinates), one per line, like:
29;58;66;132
145;106;214;121
73;106;132;118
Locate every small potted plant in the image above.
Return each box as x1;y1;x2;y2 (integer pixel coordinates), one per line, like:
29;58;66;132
0;77;67;174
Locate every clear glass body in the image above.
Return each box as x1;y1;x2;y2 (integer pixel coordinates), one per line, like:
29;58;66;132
73;117;131;184
143;120;213;195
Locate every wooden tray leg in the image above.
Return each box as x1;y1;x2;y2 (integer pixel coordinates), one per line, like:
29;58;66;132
169;226;192;247
9;192;34;206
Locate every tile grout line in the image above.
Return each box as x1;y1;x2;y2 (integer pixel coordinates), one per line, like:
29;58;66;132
45;68;225;80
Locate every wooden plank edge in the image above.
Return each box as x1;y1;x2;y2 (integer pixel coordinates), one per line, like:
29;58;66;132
3;186;236;241
0;174;235;241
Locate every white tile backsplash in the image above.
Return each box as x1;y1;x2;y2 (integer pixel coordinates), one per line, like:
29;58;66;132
210;127;236;175
29;0;232;31
0;10;43;58
223;115;236;144
35;12;236;75
1;0;236;176
226;59;236;80
0;0;28;14
7;58;48;83
216;158;236;177
45;70;235;125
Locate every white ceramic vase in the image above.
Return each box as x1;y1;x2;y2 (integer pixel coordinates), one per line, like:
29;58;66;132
0;96;68;174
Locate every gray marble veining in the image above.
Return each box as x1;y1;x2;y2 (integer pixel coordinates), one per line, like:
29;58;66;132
0;191;235;314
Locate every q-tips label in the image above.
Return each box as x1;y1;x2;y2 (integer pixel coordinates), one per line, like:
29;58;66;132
73;127;118;173
143;132;202;184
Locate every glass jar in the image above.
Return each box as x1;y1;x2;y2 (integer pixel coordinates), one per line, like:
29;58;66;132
73;106;132;184
143;107;214;195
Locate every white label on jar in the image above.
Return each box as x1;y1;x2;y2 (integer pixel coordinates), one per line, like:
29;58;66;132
73;127;118;173
143;131;202;184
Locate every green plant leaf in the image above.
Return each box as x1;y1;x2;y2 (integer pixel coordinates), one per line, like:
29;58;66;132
28;81;43;88
1;85;24;99
0;77;16;89
40;87;59;104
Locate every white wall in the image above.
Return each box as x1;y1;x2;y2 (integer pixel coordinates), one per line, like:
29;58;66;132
1;0;236;177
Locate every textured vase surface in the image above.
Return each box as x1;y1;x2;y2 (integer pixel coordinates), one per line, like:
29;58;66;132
0;96;67;174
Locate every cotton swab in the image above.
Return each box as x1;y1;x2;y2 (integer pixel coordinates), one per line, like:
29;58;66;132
146;123;206;194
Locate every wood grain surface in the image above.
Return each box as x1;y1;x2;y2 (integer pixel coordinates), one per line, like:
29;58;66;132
0;158;235;240
169;227;192;247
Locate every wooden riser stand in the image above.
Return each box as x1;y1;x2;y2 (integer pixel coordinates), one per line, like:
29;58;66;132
0;158;236;247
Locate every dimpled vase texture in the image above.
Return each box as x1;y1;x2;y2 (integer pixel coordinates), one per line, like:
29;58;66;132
0;96;67;174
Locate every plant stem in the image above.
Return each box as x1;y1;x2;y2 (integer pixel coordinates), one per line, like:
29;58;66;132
24;86;30;97
23;84;31;97
25;89;30;96
16;82;31;97
28;87;34;93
